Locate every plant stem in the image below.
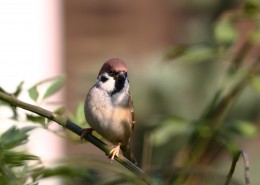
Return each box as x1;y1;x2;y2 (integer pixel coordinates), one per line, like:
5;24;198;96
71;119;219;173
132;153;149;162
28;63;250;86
0;92;151;185
225;150;250;185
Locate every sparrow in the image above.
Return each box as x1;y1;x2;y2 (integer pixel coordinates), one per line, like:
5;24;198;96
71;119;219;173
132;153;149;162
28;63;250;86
83;58;137;165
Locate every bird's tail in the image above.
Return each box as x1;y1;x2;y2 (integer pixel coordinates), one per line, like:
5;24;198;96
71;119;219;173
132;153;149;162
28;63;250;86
121;145;137;165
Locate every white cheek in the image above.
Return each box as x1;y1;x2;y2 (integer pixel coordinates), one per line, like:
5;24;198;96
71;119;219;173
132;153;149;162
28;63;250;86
97;76;115;92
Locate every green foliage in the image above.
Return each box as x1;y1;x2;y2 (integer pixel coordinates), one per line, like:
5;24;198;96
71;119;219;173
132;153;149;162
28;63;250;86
0;120;99;185
214;19;237;46
232;120;257;137
68;102;85;127
28;76;65;103
42;76;65;99
0;126;39;185
250;76;260;96
244;0;260;16
28;86;39;102
54;106;65;116
165;45;216;64
0;126;33;149
12;81;24;97
26;114;46;125
249;26;260;44
227;120;258;138
151;116;191;146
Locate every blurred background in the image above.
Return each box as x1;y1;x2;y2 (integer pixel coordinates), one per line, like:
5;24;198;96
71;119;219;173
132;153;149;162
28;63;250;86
0;0;260;185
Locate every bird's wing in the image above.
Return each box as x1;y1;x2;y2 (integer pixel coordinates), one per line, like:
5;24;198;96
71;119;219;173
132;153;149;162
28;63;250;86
128;92;135;131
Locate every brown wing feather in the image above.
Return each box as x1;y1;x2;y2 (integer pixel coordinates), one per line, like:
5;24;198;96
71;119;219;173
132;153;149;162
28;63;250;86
128;92;135;131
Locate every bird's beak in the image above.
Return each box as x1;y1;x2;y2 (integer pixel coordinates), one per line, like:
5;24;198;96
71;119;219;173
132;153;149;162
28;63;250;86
117;71;126;80
119;71;126;78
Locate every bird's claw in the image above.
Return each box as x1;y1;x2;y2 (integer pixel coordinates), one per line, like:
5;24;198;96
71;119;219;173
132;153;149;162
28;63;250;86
109;143;121;161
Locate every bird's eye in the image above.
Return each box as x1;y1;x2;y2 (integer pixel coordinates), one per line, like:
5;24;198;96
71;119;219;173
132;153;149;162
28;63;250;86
108;70;115;76
100;76;108;82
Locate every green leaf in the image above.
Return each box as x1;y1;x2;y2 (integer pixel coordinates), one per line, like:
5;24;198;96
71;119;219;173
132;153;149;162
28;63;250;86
151;116;191;146
221;137;239;154
0;126;33;149
230;120;258;137
68;102;86;126
164;44;189;61
76;102;85;123
28;86;39;102
177;46;215;64
54;106;65;115
21;126;36;133
13;81;24;97
250;28;260;44
26;114;46;125
40;166;87;179
244;0;260;16
3;151;39;167
250;76;260;96
165;45;216;64
42;76;65;99
214;19;237;45
10;106;18;120
0;125;42;184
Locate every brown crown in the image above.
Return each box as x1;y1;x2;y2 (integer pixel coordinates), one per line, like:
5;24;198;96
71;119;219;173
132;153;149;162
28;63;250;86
98;58;128;77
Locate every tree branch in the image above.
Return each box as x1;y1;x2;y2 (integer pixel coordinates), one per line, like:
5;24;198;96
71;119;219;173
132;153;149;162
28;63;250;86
225;150;250;185
0;91;151;185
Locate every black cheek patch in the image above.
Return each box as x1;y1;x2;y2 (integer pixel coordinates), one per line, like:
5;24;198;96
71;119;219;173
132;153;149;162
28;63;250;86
111;75;125;95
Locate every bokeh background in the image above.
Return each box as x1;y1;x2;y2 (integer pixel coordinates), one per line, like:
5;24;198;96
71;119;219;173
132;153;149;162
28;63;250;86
0;0;260;185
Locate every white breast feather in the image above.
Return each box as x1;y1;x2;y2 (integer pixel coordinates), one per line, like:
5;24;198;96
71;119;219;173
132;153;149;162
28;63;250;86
85;84;131;145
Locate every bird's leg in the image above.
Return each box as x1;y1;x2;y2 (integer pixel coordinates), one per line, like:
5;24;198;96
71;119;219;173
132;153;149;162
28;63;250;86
109;142;121;161
80;128;94;141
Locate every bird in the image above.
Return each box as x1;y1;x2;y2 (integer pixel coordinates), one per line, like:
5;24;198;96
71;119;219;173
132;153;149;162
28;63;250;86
83;58;137;165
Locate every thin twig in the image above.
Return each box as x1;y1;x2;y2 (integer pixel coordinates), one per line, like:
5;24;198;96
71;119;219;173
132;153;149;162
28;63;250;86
241;151;250;185
0;91;151;185
225;150;250;185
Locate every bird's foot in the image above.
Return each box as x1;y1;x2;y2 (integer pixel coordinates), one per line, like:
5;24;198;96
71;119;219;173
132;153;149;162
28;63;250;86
109;143;121;161
80;128;94;141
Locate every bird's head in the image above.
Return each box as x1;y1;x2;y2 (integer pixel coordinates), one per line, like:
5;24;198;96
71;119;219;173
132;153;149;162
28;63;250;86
96;58;129;95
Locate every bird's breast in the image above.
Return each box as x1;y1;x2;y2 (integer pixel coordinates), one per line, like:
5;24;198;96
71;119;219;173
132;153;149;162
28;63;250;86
84;87;132;145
